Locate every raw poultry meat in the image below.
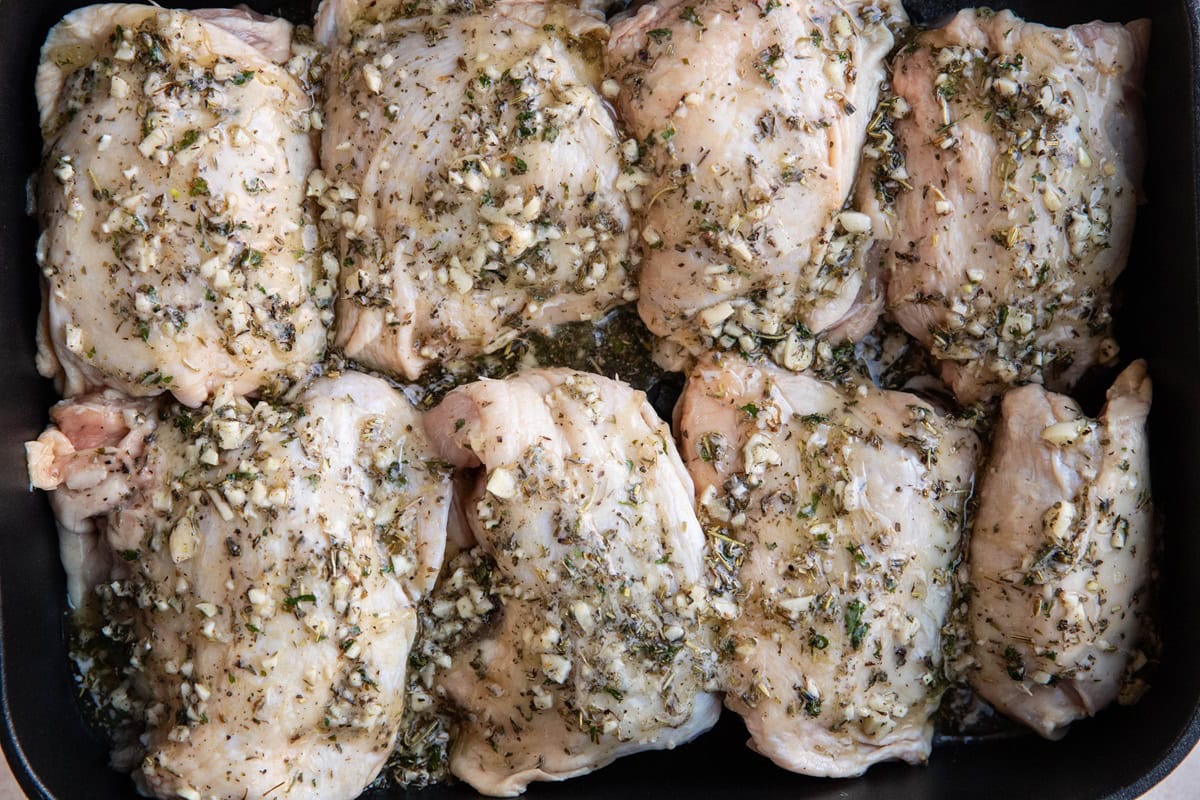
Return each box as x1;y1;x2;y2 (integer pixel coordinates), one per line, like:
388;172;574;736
26;372;452;800
884;9;1149;404
966;360;1153;738
606;0;907;364
316;0;636;380
676;354;978;776
422;368;720;795
35;5;329;407
22;0;1163;794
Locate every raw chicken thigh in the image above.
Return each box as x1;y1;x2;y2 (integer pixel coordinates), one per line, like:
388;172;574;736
26;372;452;800
35;5;329;407
422;369;720;796
26;389;160;608
966;361;1153;738
884;9;1149;404
23;0;1162;794
316;0;636;380
676;355;978;776
606;0;906;362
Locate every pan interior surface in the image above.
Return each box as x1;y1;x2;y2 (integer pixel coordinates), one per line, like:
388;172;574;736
1;1;1197;798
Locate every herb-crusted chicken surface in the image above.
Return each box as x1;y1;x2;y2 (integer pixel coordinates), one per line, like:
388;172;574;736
677;354;978;776
965;360;1153;738
883;9;1149;405
25;372;453;800
606;0;907;365
316;0;636;381
22;0;1159;795
35;5;329;407
422;369;720;796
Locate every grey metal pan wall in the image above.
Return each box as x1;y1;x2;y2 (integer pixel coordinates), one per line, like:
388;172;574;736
1;1;1197;798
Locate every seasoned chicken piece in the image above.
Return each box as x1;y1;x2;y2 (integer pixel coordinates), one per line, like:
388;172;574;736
26;373;452;800
840;87;911;343
35;5;329;408
884;10;1149;405
190;7;294;62
677;355;978;776
606;0;906;362
316;0;635;380
27;390;160;607
423;369;719;796
966;361;1153;738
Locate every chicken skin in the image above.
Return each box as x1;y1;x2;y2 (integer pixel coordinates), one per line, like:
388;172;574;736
26;372;452;800
606;0;906;364
677;355;978;776
966;361;1153;738
884;9;1149;404
35;5;329;407
422;369;720;795
316;0;636;380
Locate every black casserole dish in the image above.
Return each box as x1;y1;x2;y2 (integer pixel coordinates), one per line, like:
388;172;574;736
2;0;1199;798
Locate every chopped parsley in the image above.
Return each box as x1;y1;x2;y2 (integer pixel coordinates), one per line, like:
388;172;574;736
844;599;867;649
284;594;317;609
